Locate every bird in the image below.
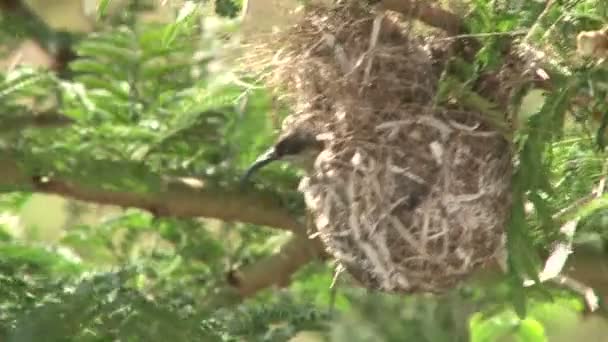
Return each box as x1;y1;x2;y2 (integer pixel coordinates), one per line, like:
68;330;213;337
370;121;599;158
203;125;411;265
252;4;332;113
241;128;325;184
240;113;511;294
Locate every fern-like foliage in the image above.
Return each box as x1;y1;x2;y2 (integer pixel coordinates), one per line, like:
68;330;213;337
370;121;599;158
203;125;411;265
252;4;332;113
1;0;608;341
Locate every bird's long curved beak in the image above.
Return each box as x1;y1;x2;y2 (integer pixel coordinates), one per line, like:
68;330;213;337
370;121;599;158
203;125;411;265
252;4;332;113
240;147;279;184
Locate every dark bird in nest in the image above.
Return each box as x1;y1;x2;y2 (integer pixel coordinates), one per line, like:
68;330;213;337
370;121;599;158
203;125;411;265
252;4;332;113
241;129;325;184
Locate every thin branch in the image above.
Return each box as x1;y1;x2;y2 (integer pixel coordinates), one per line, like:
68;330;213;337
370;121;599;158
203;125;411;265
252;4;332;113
0;154;303;234
0;150;330;299
377;0;466;35
553;193;596;221
521;174;608;312
552;275;600;312
471;250;608;307
227;234;328;297
0;151;332;301
521;0;556;44
0;111;75;133
3;151;608;302
5;145;607;293
0;0;77;75
435;30;529;41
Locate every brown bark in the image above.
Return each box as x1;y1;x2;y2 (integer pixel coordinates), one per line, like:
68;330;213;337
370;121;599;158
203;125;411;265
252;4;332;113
0;111;74;133
0;155;303;233
3;150;608;304
228;234;328;297
473;250;608;311
562;248;608;310
0;152;330;300
0;0;77;74
378;0;466;35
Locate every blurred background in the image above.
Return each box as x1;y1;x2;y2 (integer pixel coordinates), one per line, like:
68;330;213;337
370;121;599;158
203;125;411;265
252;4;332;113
1;0;608;341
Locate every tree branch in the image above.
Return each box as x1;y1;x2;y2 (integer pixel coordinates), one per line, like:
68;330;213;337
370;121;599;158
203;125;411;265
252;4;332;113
377;0;466;35
0;148;330;301
228;234;328;297
0;0;77;76
0;111;75;133
1;0;599;308
3;150;608;304
0;150;333;301
0;154;303;234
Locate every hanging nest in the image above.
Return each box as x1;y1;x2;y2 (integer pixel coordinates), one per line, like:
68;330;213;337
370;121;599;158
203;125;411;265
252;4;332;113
243;1;513;294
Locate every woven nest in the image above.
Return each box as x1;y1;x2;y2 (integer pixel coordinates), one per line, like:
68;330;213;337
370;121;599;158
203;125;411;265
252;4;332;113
244;1;513;294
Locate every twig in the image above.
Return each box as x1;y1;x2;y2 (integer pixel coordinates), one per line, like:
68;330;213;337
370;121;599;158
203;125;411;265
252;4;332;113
523;219;577;285
523;172;608;312
377;0;465;36
553;193;596;221
522;0;556;44
0;0;77;76
1;150;329;301
362;13;383;86
0;152;304;234
0;111;75;133
551;275;600;312
435;30;529;41
328;263;345;317
227;234;327;297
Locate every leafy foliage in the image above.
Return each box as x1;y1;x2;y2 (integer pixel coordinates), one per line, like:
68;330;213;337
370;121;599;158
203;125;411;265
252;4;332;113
1;0;608;341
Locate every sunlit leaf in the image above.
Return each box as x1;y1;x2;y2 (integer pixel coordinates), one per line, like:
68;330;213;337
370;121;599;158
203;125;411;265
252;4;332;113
97;0;112;19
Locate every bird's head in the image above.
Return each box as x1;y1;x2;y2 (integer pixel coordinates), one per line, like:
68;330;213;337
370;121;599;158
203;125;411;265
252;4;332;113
241;129;324;183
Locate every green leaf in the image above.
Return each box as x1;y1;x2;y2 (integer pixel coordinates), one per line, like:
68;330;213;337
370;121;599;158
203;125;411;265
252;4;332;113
75;41;138;64
97;0;112;19
162;1;199;47
0;68;54;100
0;243;83;274
73;75;130;100
510;273;527;319
470;312;519;342
516;318;547;342
69;59;120;78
